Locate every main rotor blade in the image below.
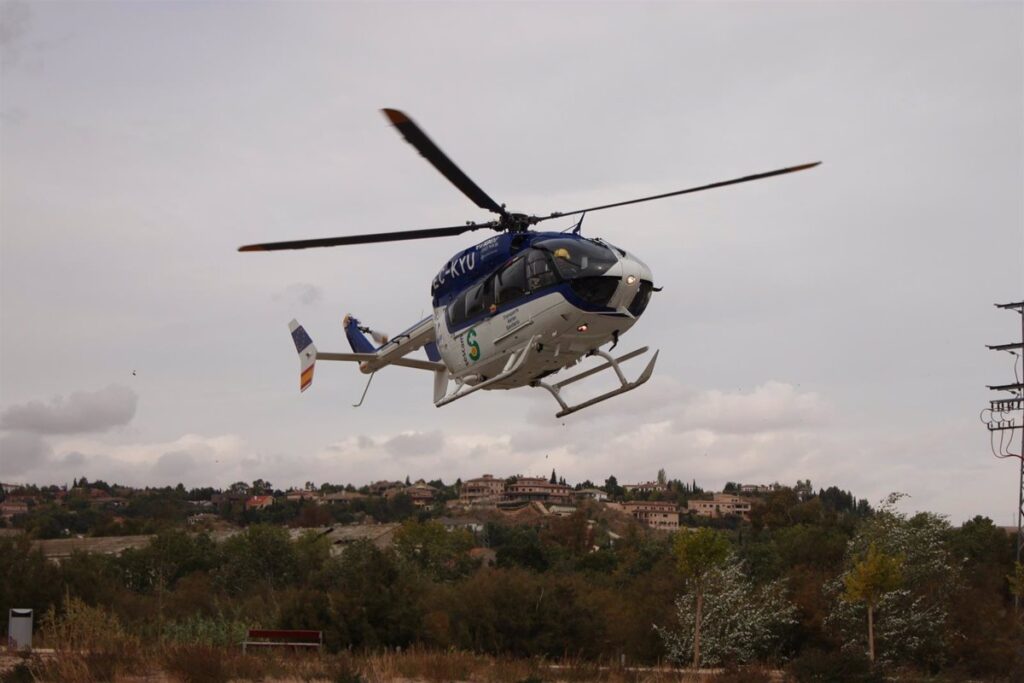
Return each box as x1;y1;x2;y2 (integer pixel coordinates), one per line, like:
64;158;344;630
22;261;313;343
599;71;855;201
383;108;505;216
238;222;494;252
534;162;821;223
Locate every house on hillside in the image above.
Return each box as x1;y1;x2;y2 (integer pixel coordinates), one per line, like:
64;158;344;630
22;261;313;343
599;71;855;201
547;504;578;517
574;488;608;502
504;477;572;506
33;535;156;562
322;491;367;503
622;481;667;494
368;480;405;497
437;517;484;534
459;474;505;507
622;501;680;529
401;480;437;508
739;483;780;494
285;489;322;503
0;500;29;519
687;492;755;521
244;495;274;511
316;524;399;556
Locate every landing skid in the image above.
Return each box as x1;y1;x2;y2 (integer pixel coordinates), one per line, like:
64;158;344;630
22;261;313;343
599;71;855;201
532;347;659;418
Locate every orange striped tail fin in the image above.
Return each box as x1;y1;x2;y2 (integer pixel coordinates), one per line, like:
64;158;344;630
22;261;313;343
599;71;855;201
288;320;317;392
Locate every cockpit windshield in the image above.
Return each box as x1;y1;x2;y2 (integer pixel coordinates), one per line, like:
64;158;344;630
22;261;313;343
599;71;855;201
534;238;617;280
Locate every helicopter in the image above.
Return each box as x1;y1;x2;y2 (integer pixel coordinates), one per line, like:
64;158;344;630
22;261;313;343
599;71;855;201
240;109;819;418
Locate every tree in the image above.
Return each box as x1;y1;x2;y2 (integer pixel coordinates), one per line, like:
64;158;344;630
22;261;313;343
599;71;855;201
657;556;796;666
827;493;959;668
550;469;557;485
842;543;903;663
672;528;730;667
394;520;474;580
604;475;623;498
657;469;667;486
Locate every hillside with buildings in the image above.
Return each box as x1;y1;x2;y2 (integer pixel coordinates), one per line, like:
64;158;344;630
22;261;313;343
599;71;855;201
0;474;1018;680
1;471;810;547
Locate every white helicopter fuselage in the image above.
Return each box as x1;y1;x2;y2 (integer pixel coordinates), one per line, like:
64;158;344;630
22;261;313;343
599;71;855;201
433;247;654;390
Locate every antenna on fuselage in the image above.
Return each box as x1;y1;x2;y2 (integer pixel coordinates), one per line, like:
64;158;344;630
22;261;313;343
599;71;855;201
571;212;586;235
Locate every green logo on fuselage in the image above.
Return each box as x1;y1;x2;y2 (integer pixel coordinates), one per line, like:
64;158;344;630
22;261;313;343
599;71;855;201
467;328;480;362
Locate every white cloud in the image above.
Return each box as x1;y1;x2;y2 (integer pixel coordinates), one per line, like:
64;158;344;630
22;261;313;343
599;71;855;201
674;381;830;435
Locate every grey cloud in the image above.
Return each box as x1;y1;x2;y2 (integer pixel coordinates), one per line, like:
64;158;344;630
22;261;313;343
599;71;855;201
356;435;375;449
0;385;137;435
274;283;323;306
0;431;52;476
62;451;86;467
0;1;31;65
154;450;197;479
384;431;443;457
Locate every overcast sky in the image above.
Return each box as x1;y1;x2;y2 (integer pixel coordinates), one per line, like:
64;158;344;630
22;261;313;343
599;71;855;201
1;1;1021;524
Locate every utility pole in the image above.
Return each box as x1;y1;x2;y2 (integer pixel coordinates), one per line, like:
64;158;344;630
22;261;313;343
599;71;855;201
984;300;1024;612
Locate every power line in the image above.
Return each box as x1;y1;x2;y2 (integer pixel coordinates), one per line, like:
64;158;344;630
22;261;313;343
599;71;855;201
984;300;1024;613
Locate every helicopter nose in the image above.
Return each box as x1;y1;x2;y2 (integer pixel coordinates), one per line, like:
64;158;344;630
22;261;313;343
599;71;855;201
606;253;652;313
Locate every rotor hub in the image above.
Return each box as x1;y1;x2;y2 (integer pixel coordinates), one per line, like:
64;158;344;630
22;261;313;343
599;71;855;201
497;212;535;233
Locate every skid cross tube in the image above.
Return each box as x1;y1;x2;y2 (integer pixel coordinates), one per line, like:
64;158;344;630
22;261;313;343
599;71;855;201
533;347;659;418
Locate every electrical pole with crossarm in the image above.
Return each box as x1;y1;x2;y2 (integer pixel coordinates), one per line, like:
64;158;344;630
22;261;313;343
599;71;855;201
983;300;1024;611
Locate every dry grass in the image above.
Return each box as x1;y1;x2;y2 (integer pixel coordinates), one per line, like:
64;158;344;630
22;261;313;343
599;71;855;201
11;646;783;683
29;597;149;683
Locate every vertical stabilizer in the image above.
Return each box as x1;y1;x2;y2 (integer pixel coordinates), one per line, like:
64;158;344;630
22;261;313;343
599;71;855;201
288;320;317;392
343;314;376;354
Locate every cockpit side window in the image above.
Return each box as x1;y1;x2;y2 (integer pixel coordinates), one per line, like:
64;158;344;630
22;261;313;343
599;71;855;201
447;291;467;327
526;248;559;292
495;256;528;305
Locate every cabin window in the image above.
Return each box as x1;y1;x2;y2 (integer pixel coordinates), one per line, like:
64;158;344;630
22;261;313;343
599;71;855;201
464;279;494;320
495;257;528;305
